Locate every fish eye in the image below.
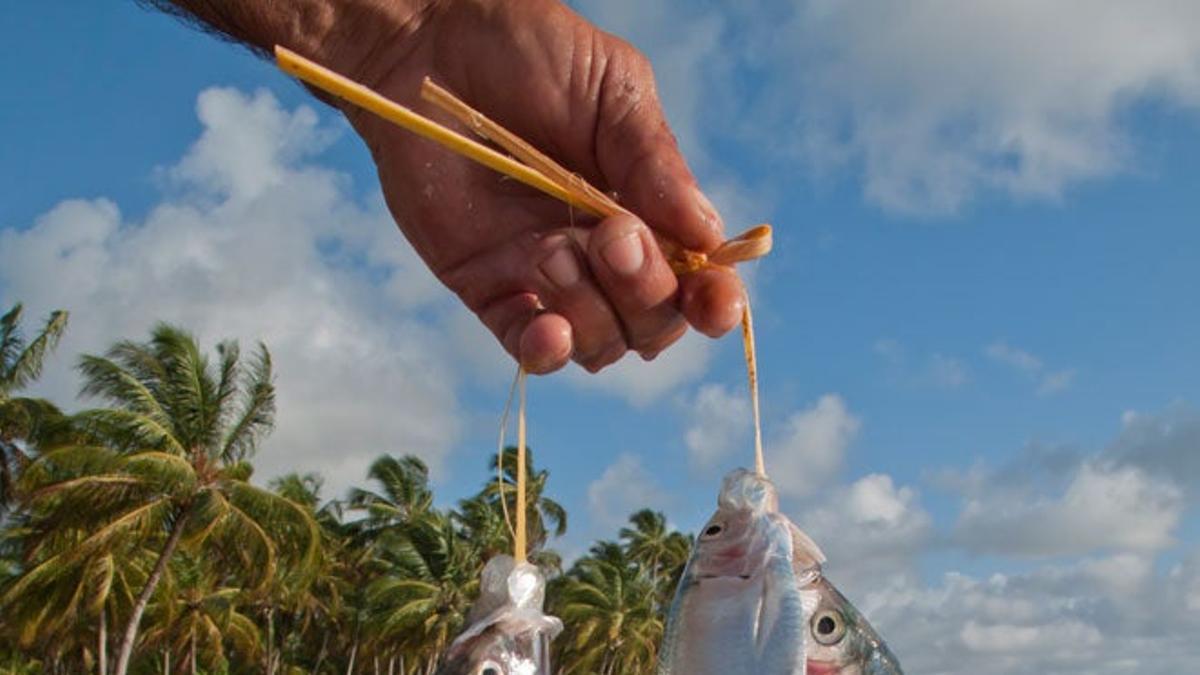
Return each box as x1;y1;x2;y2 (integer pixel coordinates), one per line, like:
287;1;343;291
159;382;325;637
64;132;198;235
476;661;502;675
812;609;847;645
701;522;724;538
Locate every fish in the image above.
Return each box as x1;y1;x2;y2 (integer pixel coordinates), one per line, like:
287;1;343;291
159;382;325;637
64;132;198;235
657;468;903;675
435;554;563;675
804;575;903;675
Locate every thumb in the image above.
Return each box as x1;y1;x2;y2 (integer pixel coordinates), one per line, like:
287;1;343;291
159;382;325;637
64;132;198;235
593;41;725;254
591;39;745;339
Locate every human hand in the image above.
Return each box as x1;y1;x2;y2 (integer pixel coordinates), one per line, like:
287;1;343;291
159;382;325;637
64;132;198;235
338;0;747;373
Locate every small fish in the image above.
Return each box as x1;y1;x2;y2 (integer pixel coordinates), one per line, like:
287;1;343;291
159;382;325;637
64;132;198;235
436;555;563;675
658;469;903;675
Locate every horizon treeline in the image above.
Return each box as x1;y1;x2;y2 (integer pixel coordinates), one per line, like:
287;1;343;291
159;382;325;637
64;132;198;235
0;303;692;675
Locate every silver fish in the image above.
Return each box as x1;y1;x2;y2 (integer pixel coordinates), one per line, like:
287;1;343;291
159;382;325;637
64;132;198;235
658;469;903;675
436;555;563;675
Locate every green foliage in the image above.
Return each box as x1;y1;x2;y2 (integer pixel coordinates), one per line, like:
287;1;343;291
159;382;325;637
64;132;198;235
0;311;694;675
0;303;69;513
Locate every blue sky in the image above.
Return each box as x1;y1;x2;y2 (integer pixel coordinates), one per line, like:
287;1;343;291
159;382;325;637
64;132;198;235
4;2;1200;672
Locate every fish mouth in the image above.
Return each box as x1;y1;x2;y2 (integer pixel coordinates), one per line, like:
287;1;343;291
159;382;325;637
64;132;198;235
696;573;751;580
806;660;841;675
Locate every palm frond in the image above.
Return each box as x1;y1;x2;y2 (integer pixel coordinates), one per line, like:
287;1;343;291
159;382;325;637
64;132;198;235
1;306;67;395
77;354;172;429
219;343;274;462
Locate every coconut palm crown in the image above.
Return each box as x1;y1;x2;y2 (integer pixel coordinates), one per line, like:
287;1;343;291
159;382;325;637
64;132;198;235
15;323;318;675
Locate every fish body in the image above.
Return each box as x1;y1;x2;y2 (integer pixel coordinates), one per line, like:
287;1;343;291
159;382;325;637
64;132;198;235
436;555;563;675
658;469;821;675
658;469;904;675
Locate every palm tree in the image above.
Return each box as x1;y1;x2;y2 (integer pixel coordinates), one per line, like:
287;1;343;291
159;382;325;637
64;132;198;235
265;473;349;674
0;527;152;675
551;542;662;675
0;303;68;511
365;511;480;675
348;455;434;539
472;447;566;555
16;324;319;675
619;510;691;604
142;553;261;674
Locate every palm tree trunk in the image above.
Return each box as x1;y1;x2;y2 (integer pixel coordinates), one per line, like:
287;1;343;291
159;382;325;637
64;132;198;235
98;609;108;675
313;632;329;673
114;509;190;675
188;630;196;675
387;655;395;675
374;656;380;675
265;607;275;675
163;649;170;675
345;629;359;675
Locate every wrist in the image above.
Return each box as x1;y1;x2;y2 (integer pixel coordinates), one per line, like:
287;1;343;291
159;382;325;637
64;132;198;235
292;0;445;88
159;0;442;90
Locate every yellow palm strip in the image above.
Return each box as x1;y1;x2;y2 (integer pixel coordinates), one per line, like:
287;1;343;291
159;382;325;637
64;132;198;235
516;368;528;563
419;77;774;275
276;46;597;215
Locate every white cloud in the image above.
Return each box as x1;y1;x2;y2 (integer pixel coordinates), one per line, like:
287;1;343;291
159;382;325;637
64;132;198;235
1109;402;1200;490
796;474;933;592
985;340;1075;396
681;383;750;469
865;552;1200;674
953;461;1183;557
0;88;462;498
764;0;1200;214
766;394;860;498
586;453;668;531
566;330;712;407
985;341;1043;374
873;339;969;389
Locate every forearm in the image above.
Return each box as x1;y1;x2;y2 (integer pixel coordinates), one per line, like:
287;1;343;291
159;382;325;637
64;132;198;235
138;0;439;83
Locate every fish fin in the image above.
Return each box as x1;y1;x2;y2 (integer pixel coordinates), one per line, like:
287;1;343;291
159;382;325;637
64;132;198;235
789;522;826;567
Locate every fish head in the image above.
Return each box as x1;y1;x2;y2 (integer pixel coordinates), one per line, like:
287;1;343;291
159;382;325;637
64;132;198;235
435;556;563;675
688;469;786;580
803;577;903;675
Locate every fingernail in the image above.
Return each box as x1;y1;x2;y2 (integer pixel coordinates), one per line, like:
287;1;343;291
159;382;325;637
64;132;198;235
601;229;645;277
541;247;580;288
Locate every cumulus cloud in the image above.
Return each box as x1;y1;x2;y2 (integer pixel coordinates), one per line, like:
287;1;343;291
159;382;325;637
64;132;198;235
867;552;1200;674
953;460;1183;557
566;330;712;407
681;383;751;469
796;474;933;592
985;340;1075;396
767;0;1200;214
0;88;462;497
766;394;860;498
586;453;669;531
1110;402;1200;490
681;387;859;491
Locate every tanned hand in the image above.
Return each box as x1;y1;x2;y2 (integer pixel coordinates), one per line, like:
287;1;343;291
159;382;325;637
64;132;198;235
144;0;746;374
